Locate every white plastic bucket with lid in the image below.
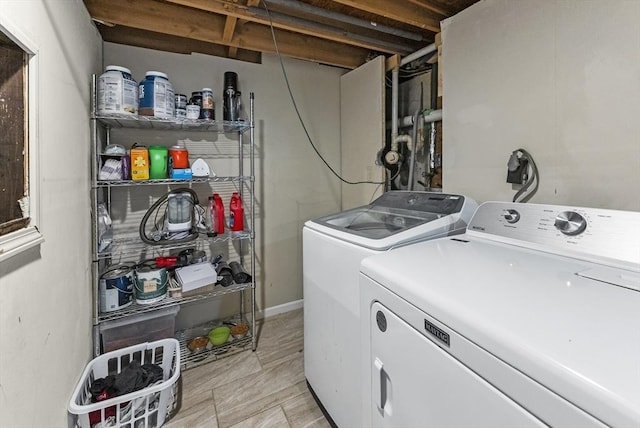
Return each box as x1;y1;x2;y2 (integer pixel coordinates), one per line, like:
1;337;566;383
134;261;168;304
97;65;138;115
138;71;174;118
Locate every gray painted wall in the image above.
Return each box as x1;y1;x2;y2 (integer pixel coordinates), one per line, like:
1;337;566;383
103;44;344;317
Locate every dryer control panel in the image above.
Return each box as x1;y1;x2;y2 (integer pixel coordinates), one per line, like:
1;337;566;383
467;202;640;267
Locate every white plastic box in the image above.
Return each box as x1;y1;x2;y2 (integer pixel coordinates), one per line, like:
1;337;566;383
69;338;180;428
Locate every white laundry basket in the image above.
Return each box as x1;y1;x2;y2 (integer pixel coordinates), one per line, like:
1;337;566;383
69;338;180;428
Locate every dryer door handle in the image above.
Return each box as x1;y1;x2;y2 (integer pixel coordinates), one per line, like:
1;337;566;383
374;357;392;417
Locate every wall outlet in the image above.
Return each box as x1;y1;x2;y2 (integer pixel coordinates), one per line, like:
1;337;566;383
507;159;528;184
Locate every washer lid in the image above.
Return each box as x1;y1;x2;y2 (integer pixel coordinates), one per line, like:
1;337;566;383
306;192;475;249
361;237;640;428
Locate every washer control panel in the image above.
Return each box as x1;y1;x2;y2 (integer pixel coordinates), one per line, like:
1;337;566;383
502;209;520;224
467;202;640;265
554;211;587;236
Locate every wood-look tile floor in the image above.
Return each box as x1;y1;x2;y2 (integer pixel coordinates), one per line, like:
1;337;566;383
165;309;332;428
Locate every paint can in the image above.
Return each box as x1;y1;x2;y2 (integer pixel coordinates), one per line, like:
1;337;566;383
99;264;135;312
97;65;138;115
134;260;168;304
138;71;174;118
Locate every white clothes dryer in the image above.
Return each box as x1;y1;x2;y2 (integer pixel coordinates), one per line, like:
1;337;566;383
360;201;640;428
303;191;477;428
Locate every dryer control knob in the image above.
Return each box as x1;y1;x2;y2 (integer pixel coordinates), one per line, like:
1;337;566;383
554;211;587;236
503;209;520;223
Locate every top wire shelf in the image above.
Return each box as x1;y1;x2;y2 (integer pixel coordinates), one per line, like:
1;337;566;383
93;113;252;133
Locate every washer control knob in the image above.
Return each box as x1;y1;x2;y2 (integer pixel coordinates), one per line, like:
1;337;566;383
554;211;587;235
503;209;520;223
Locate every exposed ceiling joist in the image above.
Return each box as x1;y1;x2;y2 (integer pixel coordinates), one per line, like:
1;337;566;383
98;24;262;63
85;0;372;68
84;0;479;69
165;0;405;54
406;0;455;18
329;0;442;32
264;0;424;41
222;16;238;57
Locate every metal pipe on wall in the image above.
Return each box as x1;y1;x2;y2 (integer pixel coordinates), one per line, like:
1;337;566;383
428;121;436;181
400;43;437;66
388;43;440;190
389;109;442;128
248;7;415;53
262;0;425;41
391;43;438;146
407;108;422;191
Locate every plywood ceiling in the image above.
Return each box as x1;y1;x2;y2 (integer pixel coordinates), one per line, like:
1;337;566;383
84;0;479;69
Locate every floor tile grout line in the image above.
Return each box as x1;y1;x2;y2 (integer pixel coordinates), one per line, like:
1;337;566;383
173;309;323;427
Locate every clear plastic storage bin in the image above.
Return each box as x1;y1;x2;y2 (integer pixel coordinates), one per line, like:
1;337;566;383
100;306;180;353
69;338;180;428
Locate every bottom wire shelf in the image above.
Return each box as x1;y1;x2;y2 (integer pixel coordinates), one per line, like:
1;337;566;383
175;318;254;370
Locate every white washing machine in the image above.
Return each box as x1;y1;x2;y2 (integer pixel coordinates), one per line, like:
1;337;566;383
303;191;477;428
360;201;640;428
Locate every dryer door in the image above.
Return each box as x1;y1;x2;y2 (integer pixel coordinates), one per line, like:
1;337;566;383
370;302;544;428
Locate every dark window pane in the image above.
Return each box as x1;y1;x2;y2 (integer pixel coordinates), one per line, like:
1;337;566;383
0;39;27;234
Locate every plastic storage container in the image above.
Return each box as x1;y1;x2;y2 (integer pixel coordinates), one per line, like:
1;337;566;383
229;192;244;231
97;65;138;115
200;87;215;119
211;193;225;235
138;71;174;118
69;338;180;428
100;306;179;353
148;146;168;179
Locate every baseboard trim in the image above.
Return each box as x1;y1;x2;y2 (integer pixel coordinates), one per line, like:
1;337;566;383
257;299;303;319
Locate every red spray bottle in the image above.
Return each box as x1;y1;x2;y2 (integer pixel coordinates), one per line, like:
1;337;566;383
229;192;244;232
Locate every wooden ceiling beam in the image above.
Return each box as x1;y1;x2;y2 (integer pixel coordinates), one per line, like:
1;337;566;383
164;0;401;54
223;15;238;58
223;16;238;43
84;0;370;69
97;24;261;63
329;0;442;33
232;18;370;68
406;0;454;18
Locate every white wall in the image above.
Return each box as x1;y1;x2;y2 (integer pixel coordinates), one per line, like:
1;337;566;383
0;1;101;426
340;56;385;209
441;0;640;211
103;44;344;313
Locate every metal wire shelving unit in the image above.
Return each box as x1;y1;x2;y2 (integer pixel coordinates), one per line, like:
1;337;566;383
90;76;257;369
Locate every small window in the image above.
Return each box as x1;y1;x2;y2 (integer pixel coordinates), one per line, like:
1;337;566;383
0;33;27;234
0;19;42;261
